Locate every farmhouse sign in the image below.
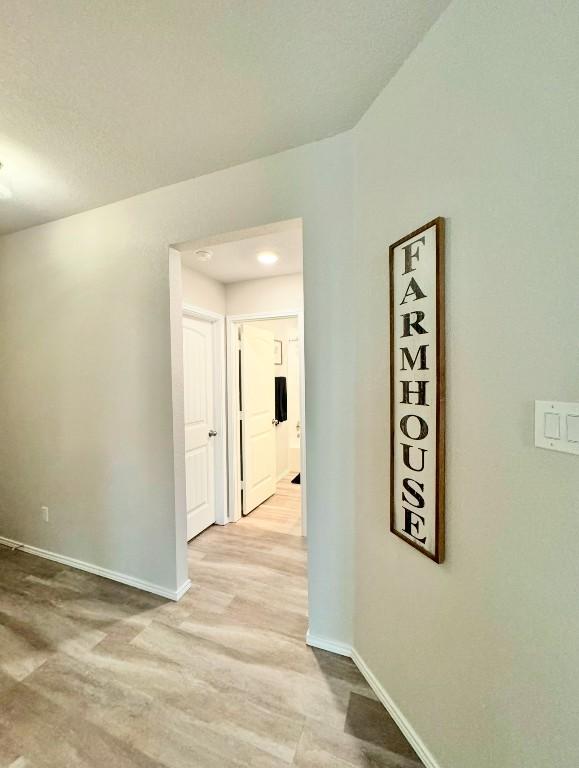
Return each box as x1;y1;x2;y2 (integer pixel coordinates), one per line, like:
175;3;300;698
389;218;445;563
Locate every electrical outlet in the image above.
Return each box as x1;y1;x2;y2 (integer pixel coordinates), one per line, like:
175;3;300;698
41;506;49;523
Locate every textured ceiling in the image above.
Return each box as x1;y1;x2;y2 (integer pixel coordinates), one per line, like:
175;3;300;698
0;0;450;235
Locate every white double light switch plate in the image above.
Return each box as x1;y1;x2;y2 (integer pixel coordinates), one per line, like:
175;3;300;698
535;401;579;455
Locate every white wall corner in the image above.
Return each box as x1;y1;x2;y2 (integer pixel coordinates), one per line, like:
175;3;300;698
169;247;189;589
350;648;442;768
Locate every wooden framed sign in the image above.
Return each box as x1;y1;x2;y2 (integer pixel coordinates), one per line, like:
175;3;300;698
389;217;445;563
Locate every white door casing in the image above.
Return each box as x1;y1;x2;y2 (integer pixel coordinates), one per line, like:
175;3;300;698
183;315;216;540
241;324;276;513
287;337;301;473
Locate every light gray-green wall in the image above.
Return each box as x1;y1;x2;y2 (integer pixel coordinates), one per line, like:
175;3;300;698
0;133;355;644
353;1;579;765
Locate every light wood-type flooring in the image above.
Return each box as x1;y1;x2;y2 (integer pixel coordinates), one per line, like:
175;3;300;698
0;476;422;767
243;474;303;536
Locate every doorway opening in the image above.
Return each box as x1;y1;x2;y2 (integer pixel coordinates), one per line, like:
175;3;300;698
172;218;306;548
227;312;305;537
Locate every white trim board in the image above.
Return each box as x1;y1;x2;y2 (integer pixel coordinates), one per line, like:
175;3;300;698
351;649;441;768
0;536;192;602
182;303;224;322
227;310;302;323
306;630;441;768
306;630;352;658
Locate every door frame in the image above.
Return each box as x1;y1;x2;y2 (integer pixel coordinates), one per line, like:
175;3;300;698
226;309;307;536
182;303;228;527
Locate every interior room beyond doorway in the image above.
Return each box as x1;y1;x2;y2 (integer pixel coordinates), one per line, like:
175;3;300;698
231;314;303;536
174;218;305;544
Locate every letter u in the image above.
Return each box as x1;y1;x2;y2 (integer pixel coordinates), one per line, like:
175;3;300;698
401;443;427;472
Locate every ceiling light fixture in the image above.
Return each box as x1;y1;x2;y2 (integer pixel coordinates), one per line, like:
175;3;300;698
257;251;278;265
0;163;12;200
194;249;212;262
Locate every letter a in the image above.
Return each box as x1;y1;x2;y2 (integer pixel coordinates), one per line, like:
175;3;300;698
400;277;426;305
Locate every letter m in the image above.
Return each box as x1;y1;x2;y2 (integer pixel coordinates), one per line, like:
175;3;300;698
400;345;429;371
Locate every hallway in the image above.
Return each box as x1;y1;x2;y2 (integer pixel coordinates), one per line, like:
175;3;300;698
242;474;302;536
0;510;421;768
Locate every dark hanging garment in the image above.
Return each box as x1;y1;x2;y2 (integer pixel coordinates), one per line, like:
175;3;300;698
275;376;287;423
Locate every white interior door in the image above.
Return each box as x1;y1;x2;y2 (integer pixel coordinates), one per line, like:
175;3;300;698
241;324;276;513
287;337;301;473
183;315;216;540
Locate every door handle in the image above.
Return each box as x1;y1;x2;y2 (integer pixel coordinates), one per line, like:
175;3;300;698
208;430;218;437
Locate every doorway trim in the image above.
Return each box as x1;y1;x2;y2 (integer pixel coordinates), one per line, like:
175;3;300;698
182;303;228;527
226;309;307;536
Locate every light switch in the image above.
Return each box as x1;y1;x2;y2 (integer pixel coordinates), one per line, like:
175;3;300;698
535;401;579;455
567;415;579;443
544;412;560;439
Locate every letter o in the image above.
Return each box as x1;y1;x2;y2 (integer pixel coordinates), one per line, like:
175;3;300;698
400;414;428;440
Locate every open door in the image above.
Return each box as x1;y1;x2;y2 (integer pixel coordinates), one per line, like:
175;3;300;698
241;324;276;513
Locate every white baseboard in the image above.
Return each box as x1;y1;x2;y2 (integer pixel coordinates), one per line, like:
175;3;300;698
173;579;193;600
351;648;441;768
0;535;191;602
305;631;439;768
306;629;353;657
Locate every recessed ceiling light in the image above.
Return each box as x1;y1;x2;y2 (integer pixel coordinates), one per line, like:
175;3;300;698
0;163;12;200
194;249;212;262
257;251;278;265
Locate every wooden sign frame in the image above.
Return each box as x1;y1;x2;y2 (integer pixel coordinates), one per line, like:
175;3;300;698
389;217;445;563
